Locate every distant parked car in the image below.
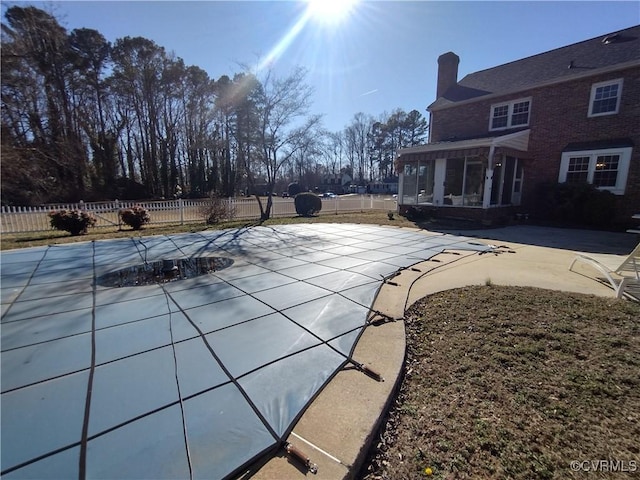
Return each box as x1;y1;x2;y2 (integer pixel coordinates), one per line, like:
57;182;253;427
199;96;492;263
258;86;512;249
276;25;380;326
322;192;336;198
281;192;289;198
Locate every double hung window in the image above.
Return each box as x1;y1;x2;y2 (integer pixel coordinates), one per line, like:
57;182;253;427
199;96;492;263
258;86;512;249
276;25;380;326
559;147;632;195
490;98;531;131
588;79;622;117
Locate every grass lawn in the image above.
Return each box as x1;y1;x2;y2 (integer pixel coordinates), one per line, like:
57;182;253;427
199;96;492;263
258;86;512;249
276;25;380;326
361;286;640;480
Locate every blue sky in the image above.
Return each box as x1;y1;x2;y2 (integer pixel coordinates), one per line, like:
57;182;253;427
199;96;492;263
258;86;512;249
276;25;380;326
7;1;640;132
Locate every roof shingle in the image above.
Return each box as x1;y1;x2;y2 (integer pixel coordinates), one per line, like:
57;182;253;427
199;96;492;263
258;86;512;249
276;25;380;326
436;25;640;106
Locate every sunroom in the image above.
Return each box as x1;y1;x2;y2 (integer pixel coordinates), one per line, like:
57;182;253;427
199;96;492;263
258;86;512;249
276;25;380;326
395;129;530;220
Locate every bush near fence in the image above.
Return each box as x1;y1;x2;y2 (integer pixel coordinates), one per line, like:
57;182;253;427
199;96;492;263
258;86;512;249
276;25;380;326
0;195;398;234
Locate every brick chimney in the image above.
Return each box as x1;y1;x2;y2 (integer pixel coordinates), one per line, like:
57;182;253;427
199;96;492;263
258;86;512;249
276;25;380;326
436;52;460;98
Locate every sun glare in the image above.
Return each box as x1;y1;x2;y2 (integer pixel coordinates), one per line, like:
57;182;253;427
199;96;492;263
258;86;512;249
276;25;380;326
256;0;362;73
306;0;360;25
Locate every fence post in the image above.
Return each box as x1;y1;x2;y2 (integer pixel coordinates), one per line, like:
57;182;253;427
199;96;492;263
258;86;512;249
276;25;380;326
115;199;121;230
179;198;184;225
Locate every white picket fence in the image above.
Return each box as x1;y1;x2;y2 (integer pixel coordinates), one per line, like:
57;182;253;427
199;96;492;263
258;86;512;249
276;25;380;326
1;196;398;234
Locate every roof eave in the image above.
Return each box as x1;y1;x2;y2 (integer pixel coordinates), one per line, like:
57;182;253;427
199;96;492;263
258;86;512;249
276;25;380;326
397;129;530;159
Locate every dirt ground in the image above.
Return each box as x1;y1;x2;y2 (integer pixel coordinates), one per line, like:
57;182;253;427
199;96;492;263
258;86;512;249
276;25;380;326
360;286;640;480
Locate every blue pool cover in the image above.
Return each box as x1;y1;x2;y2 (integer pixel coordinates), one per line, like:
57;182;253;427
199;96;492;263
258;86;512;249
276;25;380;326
1;224;490;479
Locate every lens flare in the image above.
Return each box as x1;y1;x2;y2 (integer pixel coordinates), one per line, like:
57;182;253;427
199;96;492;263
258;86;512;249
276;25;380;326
254;0;361;74
306;0;360;25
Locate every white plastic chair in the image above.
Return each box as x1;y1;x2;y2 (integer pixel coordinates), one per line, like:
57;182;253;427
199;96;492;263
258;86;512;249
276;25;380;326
569;243;640;300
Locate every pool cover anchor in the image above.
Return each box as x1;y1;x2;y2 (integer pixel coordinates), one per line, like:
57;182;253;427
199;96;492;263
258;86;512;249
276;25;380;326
285;442;318;474
351;360;385;382
366;310;398;326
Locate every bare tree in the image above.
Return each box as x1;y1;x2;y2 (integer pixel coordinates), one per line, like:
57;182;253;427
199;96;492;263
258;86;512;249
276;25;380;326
324;131;344;175
291;124;325;191
250;66;321;220
344;112;374;184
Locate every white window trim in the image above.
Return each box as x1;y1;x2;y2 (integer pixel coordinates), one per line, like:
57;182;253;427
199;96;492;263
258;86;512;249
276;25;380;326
588;78;623;117
489;97;532;131
558;146;632;195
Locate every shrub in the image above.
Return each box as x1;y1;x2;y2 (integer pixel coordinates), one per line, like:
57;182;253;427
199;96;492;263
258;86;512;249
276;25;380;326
119;205;150;230
534;182;616;228
49;209;97;236
294;192;322;217
199;194;235;224
404;206;429;221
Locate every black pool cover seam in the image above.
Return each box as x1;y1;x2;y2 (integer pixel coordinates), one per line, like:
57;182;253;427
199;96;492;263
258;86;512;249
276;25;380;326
78;241;98;480
161;286;194;480
0;245;50;323
161;287;281;442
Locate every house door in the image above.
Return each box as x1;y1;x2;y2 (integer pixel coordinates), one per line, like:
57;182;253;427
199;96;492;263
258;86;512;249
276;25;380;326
501;157;516;205
512;161;524;205
491;155;523;206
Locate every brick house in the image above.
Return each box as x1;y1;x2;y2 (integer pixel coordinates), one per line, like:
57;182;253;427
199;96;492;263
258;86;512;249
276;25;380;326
396;25;640;225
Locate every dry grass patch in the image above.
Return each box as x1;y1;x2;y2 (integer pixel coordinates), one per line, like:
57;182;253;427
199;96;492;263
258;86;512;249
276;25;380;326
362;286;640;480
